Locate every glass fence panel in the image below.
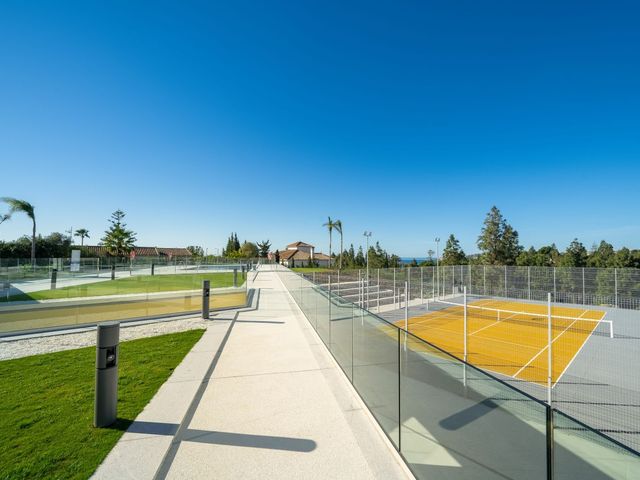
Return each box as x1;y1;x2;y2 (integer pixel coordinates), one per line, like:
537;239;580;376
276;268;640;479
0;268;246;334
353;309;400;448
400;331;548;479
329;292;353;380
553;409;640;479
308;285;319;330
315;285;331;346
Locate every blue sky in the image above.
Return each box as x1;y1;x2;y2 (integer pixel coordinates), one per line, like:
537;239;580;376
1;1;639;257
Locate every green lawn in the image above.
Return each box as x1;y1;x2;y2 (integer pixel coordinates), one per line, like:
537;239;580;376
0;329;204;480
4;273;244;302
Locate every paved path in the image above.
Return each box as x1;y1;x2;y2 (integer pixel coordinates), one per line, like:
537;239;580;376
92;271;412;479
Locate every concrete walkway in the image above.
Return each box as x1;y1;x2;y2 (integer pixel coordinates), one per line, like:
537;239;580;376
92;271;412;479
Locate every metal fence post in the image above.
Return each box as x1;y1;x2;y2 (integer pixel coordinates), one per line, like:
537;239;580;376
452;266;456;296
615;268;618;308
377;268;380;312
432;266;435;299
404;281;409;332
463;286;468;363
582;267;585;304
393;268;397;309
546;405;554;480
528;266;531;300
463;286;468;387
547;292;553;406
407;266;411;306
328;275;332;347
420;266;424;303
553;268;556;302
483;265;486;296
504;265;507;297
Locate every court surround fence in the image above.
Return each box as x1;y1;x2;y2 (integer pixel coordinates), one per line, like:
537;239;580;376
304;264;640;311
306;265;640;454
278;266;640;479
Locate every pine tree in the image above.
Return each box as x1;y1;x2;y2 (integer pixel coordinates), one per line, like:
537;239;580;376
101;210;137;257
477;206;521;265
223;233;241;256
257;240;271;258
441;234;467;265
501;224;522;265
588;241;615;267
560;239;588;267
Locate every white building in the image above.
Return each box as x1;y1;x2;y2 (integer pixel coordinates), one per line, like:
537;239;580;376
277;241;331;268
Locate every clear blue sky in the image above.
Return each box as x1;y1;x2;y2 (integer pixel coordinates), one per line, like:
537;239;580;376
1;1;639;257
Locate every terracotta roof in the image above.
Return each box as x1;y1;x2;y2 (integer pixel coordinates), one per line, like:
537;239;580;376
135;247;159;256
287;241;314;248
81;246;192;257
279;250;297;260
279;249;330;262
158;247;192;257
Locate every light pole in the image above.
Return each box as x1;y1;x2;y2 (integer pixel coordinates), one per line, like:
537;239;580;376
363;231;372;308
435;237;440;298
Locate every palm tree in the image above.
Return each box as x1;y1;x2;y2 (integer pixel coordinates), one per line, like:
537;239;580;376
2;198;36;265
74;228;90;246
323;216;338;268
0;213;9;224
334;220;343;270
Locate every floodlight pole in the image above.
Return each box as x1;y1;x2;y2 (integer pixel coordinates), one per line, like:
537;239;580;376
363;231;372;309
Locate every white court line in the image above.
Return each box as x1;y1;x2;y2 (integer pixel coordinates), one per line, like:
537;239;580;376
553;310;608;387
513;309;590;379
469;310;521;336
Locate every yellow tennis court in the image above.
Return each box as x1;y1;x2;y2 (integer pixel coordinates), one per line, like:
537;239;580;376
398;299;608;386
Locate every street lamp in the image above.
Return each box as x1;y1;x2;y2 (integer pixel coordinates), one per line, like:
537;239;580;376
363;231;372;308
435;237;440;298
363;231;372;271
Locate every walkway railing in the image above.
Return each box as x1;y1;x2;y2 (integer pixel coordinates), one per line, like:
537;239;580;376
278;267;640;480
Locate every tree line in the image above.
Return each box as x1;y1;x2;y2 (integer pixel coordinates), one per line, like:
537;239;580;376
437;206;640;268
335;242;402;269
201;233;271;259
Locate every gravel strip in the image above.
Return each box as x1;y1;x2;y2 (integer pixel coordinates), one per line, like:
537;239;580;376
0;316;212;361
